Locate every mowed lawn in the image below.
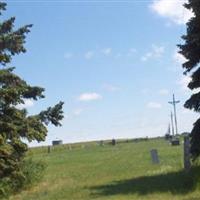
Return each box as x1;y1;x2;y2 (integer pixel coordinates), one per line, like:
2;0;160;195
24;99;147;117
10;138;200;200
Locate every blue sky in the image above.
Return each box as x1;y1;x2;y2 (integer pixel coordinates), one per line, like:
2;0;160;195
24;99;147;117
5;0;197;146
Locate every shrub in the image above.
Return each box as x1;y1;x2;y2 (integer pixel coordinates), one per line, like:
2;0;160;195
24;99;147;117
0;159;46;198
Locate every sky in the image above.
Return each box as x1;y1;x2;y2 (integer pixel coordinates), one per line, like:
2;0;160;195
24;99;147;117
3;0;198;146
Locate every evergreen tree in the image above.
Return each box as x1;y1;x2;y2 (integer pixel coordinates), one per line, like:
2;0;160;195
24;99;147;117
178;0;200;160
0;1;64;192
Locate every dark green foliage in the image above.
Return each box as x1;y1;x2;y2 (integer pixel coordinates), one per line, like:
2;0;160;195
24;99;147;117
20;159;46;188
0;1;64;196
178;0;200;160
0;159;46;198
39;102;64;126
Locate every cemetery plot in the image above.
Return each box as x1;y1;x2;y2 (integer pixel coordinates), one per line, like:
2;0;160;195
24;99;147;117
10;138;200;200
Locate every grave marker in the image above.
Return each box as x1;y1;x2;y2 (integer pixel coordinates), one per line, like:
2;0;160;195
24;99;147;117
99;140;104;146
171;138;180;146
47;145;51;153
184;135;191;172
150;149;159;164
52;140;63;146
112;139;116;146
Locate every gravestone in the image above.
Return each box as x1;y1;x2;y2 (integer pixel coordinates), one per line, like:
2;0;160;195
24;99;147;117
184;136;191;172
150;149;159;164
99;140;104;146
165;133;172;141
47;145;51;153
112;139;116;146
52;140;63;146
171;138;180;146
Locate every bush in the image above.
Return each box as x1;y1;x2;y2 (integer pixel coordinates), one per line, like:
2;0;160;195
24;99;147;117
0;159;46;198
20;159;46;187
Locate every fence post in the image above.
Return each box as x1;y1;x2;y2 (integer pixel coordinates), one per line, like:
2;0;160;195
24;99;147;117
184;135;191;172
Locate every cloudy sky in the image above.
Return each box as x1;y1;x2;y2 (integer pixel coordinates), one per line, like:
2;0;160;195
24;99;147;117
5;0;197;146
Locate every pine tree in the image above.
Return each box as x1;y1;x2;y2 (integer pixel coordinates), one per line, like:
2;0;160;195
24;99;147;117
178;0;200;160
0;2;64;192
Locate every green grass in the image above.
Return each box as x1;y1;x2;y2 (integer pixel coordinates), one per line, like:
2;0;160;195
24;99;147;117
9;138;200;200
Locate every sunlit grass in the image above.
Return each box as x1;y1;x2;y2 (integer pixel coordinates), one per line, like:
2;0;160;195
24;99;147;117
9;138;200;200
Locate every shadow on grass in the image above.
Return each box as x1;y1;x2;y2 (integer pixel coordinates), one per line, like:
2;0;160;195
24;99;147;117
89;166;200;197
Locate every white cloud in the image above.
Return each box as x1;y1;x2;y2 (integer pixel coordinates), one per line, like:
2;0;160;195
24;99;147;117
64;52;73;59
115;53;122;58
78;92;102;101
173;49;187;65
16;99;34;109
103;83;120;92
181;108;193;115
141;89;150;95
64;114;69;119
129;48;136;53
147;102;162;109
141;44;165;61
153;45;165;56
150;0;194;25
84;51;94;59
159;89;169;95
177;76;200;94
177;76;191;91
73;108;84;116
141;52;152;62
102;48;112;56
127;48;137;56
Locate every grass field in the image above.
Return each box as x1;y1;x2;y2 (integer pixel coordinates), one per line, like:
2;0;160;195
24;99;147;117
9;138;200;200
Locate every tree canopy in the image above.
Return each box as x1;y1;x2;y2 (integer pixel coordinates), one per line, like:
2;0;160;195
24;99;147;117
178;0;200;160
0;1;64;194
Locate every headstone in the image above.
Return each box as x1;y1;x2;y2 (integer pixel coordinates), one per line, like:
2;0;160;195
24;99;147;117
134;139;138;143
171;138;180;146
52;140;63;146
184;136;191;172
150;149;159;164
99;140;104;146
112;139;116;146
47;145;51;153
165;133;172;141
